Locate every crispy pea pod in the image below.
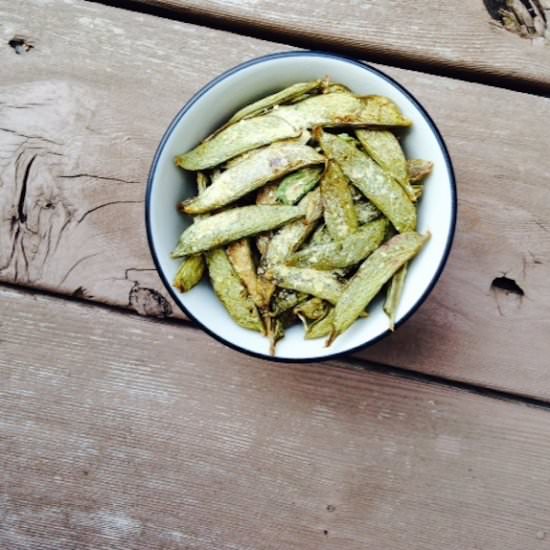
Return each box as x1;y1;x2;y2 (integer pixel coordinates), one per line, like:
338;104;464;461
309;224;332;246
286;218;387;270
172;205;304;257
267;309;298;355
276;93;411;130
255;181;280;257
263;189;323;268
355;199;382;225
206;248;264;333
327;232;430;345
276;166;323;205
173;254;205;293
177;114;300;170
177;93;410;170
228;80;323;124
270;288;308;317
355;129;416;202
321;161;358;240
265;265;343;304
226;239;264;308
182;142;324;215
412;184;424;201
294;298;329;332
305;308;335;339
384;263;408;331
407;159;433;183
324;83;352;94
317;130;416;233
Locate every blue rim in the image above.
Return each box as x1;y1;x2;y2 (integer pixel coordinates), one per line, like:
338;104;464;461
145;51;458;364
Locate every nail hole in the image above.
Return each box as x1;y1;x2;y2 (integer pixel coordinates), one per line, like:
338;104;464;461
491;276;524;296
8;36;34;54
326;504;336;512
323;530;328;536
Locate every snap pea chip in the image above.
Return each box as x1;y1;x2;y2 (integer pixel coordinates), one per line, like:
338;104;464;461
321;161;358;241
305;308;335;339
255;181;280;257
265;265;344;304
407;159;433;183
177;93;410;170
355;199;382;225
227;239;264;308
270;288;308;317
173;254;205;293
317;130;416;233
356;129;416;202
228;80;323;124
183;142;324;215
172;205;305;257
294;298;330;332
328;232;430;345
309;223;333;246
177;114;300;170
206;248;264;333
286;218;388;270
384;263;408;331
276;166;323;205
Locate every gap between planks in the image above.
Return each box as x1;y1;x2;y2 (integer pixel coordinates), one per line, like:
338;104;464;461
4;281;550;413
86;0;550;98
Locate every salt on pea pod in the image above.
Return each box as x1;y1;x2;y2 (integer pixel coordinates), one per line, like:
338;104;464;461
321;161;358;241
327;232;430;345
286;218;388;270
384;263;408;331
228;80;323;124
173;254;205;293
227;239;264;308
172;205;305;257
206;248;264;333
355;199;382;225
355;129;416;202
407;159;433;183
317;129;416;233
276;166;323;205
176;114;300;170
265;265;344;304
177;93;410;170
182;142;324;215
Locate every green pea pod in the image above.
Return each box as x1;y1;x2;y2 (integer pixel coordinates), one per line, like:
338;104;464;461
206;248;264;333
172;205;304;257
317;129;416;233
321;161;358;240
265;265;343;304
324;83;352;94
294;298;329;332
407;159;433;183
182;142;324;215
276;166;323;205
270;288;308;317
355;129;416;202
255;181;280;257
226;239;264;308
384;263;408;331
177;93;410;170
327;232;430;345
309;224;332;246
286;218;388;270
355;199;382;225
228;80;323;124
262;188;323;268
305;308;335;339
173;254;205;293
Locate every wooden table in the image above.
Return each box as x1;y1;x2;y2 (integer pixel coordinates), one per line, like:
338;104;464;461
1;1;550;548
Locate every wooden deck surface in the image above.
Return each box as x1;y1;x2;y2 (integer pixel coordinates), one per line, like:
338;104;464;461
1;0;550;548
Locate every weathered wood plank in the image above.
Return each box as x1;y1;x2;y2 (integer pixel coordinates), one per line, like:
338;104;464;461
1;0;550;399
132;0;550;92
1;285;550;550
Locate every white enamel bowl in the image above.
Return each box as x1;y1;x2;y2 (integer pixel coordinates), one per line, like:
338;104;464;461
146;52;457;362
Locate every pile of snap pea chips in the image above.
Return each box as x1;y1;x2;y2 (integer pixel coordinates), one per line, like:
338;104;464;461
171;79;433;354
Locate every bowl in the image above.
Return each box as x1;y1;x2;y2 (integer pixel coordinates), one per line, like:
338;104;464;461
145;51;457;362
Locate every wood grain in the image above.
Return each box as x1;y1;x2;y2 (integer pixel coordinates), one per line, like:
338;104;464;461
132;0;550;92
1;0;550;399
1;285;550;550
